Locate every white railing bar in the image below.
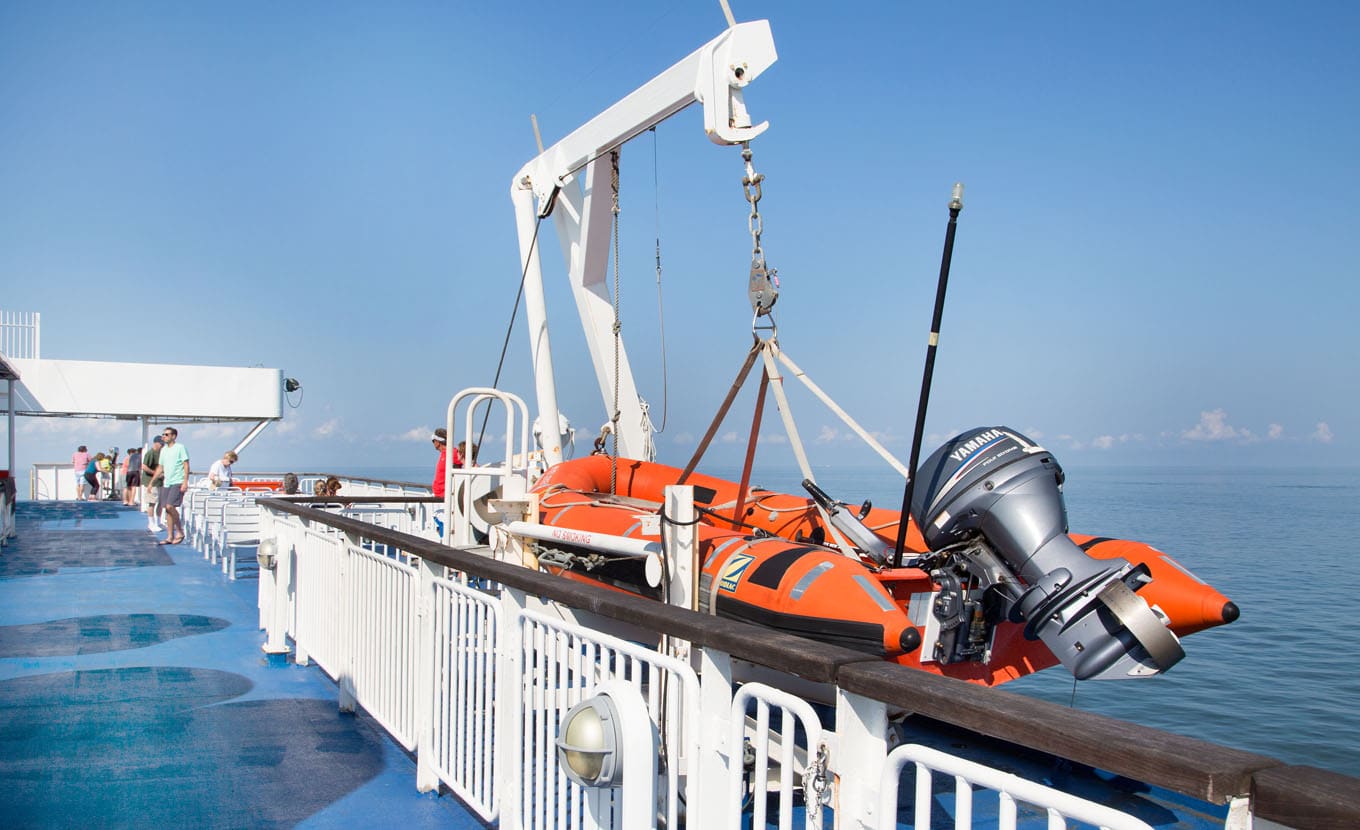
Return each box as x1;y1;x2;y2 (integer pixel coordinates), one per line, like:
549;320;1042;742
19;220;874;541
879;743;1154;830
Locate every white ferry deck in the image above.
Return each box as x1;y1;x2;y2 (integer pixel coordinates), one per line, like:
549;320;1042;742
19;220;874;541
0;498;482;828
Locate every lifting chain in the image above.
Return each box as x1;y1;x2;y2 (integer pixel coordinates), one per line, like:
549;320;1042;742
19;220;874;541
742;143;779;327
802;741;832;829
609;150;622;494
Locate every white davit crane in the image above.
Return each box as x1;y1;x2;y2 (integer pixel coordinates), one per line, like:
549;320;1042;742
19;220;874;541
510;19;777;466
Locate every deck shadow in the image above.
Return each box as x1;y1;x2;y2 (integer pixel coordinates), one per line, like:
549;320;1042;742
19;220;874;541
0;666;386;828
0;613;231;658
0;530;172;577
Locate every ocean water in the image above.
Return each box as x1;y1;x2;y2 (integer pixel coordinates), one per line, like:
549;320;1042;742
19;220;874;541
346;462;1360;776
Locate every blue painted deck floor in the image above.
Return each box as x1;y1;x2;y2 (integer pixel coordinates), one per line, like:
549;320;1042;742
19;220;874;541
0;500;483;829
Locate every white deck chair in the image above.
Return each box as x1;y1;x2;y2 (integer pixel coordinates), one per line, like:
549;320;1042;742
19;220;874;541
215;498;262;580
195;493;237;558
182;487;211;541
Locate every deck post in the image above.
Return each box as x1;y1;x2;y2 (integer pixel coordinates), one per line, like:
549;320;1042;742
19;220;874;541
496;586;527;828
260;512;292;657
292;518;311;667
834;689;890;830
337;531;360;713
696;647;736;828
414;555;440;792
663;484;697;611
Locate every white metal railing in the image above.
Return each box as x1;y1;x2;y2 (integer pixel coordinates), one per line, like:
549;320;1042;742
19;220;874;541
252;502;1162;830
292;525;349;676
29;463;80;501
423;572;501;820
24;466;435;503
346;543;418;748
729;683;827;830
0;309;40;359
878;743;1155;830
509;605;698;830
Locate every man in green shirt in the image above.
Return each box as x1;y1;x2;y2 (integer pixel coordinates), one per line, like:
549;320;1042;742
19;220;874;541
155;427;190;545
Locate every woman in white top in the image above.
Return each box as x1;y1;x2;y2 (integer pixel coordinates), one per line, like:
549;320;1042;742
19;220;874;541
207;451;238;489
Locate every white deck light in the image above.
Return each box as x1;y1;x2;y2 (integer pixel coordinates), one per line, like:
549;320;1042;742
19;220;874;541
554;682;658;826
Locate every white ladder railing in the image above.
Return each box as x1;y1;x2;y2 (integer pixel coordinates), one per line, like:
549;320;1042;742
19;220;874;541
0;309;40;359
444;387;533;547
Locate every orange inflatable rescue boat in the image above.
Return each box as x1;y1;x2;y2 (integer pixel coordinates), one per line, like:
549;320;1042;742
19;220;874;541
528;427;1237;685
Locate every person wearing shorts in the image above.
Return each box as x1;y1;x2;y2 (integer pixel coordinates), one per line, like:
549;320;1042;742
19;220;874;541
156;427;189;545
142;436;165;531
123;446;142;507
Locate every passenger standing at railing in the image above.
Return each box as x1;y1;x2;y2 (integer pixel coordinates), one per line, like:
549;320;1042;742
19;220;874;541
72;445;90;499
142;436;165;532
123;446;142;507
83;454;104;501
207;451;237;489
431;428;448;499
156;427;189;545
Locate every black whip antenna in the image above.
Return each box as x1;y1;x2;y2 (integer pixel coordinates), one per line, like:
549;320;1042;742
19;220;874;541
894;183;964;567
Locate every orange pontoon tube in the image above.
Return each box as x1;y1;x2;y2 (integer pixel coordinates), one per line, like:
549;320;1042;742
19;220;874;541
528;426;1236;685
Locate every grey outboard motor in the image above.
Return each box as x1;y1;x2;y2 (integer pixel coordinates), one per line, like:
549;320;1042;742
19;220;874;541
912;427;1185;680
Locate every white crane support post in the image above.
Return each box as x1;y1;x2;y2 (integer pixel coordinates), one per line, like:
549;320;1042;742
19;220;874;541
510;20;777;462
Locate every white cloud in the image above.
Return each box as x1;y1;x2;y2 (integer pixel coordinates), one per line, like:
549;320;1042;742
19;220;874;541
19;417;126;437
816;425;839;444
186;423;240;442
719;430;739;444
1022;427;1045;441
313;418;342;438
1182;409;1244;442
398;425;432;442
275;419;300;435
670;431;695;445
1312;422;1334;443
1091;435;1116;450
1268;423;1284;440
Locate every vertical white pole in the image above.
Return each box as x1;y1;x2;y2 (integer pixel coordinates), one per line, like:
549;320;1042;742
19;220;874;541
262;515;291;656
697;647;735;829
337;531;359;713
605;682;659;830
835;689;890;830
139;418;149;513
511;182;565;467
497;587;527;829
415;556;440;792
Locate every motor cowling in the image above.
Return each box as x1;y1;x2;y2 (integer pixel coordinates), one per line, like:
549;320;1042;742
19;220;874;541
912;427;1185;680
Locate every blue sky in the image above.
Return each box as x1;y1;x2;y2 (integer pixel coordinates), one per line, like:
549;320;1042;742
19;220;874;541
2;1;1357;479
